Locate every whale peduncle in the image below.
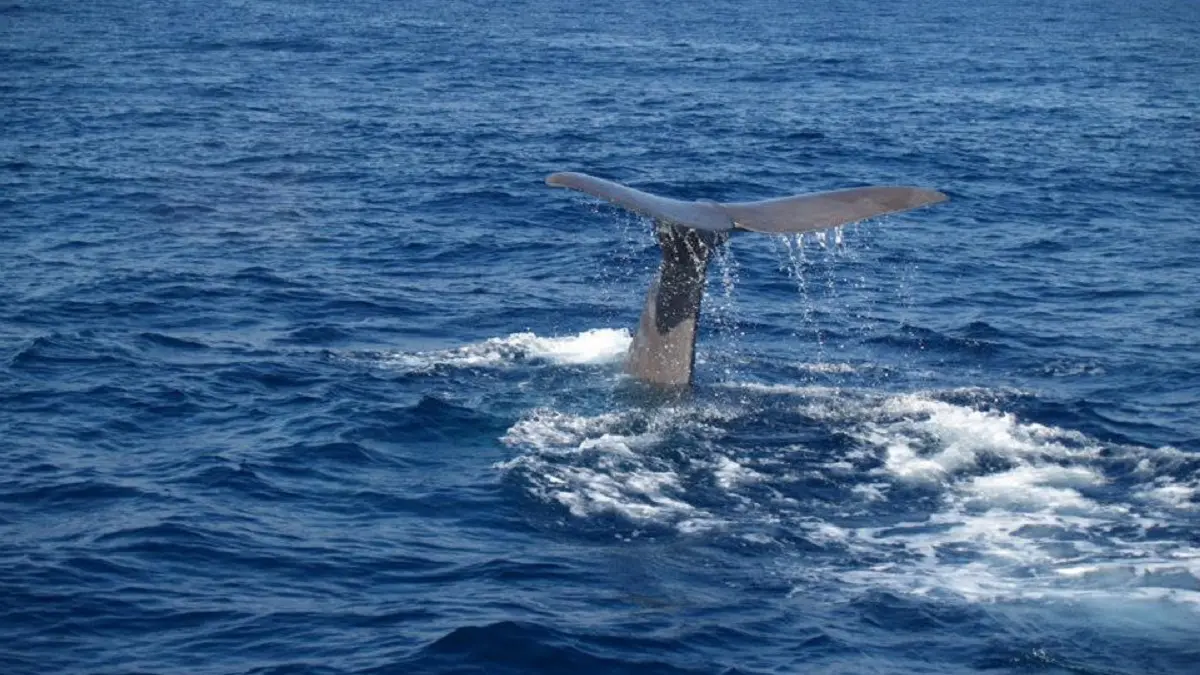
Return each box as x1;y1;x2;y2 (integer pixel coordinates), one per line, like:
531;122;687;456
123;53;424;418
625;223;727;387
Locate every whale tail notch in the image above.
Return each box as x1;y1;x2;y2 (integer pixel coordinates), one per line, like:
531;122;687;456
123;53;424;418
546;171;948;387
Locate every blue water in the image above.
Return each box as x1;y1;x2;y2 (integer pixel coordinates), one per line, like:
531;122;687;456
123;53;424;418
3;0;1199;672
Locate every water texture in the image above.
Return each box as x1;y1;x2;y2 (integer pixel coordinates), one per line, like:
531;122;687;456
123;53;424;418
2;0;1199;673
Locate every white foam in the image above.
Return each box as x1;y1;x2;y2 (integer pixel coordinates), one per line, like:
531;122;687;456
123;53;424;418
544;463;695;522
523;328;632;365
794;362;859;374
497;404;743;530
819;391;1200;607
378;328;631;373
712;456;765;490
497;384;1199;609
503;409;633;453
964;465;1105;512
719;381;843;398
860;395;1098;486
1138;482;1198;509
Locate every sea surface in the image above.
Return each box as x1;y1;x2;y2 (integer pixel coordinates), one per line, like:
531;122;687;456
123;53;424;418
2;0;1199;673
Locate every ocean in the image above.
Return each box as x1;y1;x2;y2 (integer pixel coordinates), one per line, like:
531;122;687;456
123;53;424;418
2;0;1198;673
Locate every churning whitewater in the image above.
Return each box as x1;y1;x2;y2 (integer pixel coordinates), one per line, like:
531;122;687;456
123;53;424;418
368;325;1199;614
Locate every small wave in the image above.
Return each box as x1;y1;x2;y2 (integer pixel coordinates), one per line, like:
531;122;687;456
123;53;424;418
137;332;210;351
867;323;1006;357
1034;358;1106;377
9;333;133;369
0;480;148;508
409;620;697;674
231;266;307;288
376;328;631;374
183;462;297;502
236;37;332;53
275;325;351;346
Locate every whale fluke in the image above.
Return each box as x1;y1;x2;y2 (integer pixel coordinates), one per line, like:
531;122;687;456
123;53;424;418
546;171;946;234
547;171;734;232
547;171;948;387
722;186;948;234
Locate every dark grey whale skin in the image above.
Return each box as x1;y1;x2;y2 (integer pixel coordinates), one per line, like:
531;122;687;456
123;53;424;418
546;171;947;388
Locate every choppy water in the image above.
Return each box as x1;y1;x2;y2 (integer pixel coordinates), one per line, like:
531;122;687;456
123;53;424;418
3;0;1199;673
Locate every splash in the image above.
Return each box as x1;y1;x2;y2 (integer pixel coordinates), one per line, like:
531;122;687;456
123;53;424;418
377;328;631;373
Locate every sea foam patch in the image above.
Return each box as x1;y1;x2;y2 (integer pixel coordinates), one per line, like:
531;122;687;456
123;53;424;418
500;382;1200;608
860;394;1099;485
497;404;743;531
377;328;631;373
820;391;1200;607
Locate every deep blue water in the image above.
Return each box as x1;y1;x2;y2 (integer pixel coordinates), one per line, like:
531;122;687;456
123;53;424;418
3;0;1199;673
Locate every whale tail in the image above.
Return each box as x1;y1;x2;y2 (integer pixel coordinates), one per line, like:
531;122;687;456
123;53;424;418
546;171;948;387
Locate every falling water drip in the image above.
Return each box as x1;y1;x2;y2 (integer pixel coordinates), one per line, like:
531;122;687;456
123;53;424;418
770;227;866;368
709;242;744;378
771;234;815;352
597;213;658;322
716;240;739;301
779;233;806;280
